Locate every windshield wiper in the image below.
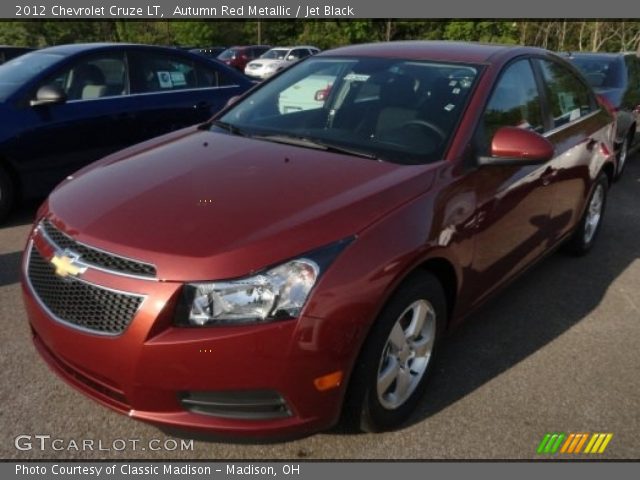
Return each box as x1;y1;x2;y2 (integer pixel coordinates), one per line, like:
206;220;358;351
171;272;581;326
252;134;379;160
209;120;250;137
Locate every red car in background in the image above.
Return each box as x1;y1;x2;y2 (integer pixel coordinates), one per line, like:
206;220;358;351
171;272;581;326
22;41;616;437
218;45;271;72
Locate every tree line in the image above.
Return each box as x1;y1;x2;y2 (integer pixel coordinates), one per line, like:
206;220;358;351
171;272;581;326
1;20;639;53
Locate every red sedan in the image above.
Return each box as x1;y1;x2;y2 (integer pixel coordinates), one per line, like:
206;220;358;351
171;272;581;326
22;41;617;437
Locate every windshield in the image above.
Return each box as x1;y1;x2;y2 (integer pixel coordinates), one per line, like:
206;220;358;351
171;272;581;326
216;57;479;164
0;52;63;100
261;49;289;60
569;56;625;89
218;48;238;60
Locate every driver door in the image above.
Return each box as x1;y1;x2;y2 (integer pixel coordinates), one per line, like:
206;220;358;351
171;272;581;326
7;50;136;195
468;58;556;305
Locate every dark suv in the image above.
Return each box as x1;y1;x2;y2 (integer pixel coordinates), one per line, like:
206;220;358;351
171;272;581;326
564;52;640;178
218;45;271;72
0;46;33;64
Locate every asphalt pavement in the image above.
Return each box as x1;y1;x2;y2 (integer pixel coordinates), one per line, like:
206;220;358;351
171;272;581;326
1;155;639;460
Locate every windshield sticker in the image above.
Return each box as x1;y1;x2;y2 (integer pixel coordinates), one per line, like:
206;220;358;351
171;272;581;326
344;73;370;82
444;103;455;111
170;71;187;87
157;71;173;88
569;108;581;121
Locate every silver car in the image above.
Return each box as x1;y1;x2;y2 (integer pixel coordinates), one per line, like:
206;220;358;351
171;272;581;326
244;46;320;80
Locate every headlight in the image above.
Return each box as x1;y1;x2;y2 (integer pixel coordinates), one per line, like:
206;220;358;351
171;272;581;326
174;239;352;327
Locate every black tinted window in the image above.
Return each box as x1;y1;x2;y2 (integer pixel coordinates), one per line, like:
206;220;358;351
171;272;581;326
537;60;595;128
625;56;640;88
45;53;126;101
483;59;544;143
289;49;309;60
570;56;625;88
195;63;233;87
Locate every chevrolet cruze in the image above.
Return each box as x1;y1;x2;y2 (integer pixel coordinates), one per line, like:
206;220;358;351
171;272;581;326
22;42;616;437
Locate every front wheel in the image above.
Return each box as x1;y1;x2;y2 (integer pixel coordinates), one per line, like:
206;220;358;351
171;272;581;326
564;172;608;256
343;272;447;432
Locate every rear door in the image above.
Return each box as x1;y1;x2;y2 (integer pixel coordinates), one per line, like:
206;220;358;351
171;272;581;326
534;58;612;240
127;49;247;143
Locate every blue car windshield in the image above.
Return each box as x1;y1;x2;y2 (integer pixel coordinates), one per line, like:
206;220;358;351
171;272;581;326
0;52;63;100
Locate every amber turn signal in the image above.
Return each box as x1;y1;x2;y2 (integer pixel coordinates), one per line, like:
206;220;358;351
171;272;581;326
313;371;343;391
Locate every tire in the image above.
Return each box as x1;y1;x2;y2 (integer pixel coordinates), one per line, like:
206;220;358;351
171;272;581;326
0;165;16;224
615;133;631;180
564;172;608;256
343;271;447;432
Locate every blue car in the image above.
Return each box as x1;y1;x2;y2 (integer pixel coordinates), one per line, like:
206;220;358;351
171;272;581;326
0;43;253;221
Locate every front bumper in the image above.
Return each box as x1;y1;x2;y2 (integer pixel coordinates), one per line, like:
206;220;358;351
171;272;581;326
21;227;353;438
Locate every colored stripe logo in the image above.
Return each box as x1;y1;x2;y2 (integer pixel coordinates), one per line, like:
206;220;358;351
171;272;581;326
537;432;613;454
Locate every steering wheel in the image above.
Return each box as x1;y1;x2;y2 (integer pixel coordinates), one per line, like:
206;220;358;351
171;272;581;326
400;119;447;142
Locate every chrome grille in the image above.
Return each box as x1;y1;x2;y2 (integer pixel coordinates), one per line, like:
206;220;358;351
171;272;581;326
41;220;156;278
27;246;143;335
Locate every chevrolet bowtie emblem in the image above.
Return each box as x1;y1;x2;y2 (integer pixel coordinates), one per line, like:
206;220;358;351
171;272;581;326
50;251;87;278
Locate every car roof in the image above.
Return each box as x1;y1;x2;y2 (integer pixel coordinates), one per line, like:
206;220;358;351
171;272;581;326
271;46;318;50
318;41;547;64
563;51;631;60
33;43;185;56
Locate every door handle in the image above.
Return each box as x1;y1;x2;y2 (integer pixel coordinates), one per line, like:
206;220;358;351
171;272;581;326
193;101;211;110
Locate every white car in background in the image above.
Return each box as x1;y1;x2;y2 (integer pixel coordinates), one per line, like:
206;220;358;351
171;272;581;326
244;46;320;80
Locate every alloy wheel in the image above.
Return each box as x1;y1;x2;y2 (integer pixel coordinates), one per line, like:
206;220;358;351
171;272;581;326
584;184;604;245
376;299;436;410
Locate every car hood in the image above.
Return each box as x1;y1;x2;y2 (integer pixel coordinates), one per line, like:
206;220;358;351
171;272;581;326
249;59;286;67
45;127;436;281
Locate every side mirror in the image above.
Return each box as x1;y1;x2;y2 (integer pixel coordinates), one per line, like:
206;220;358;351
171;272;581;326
478;126;554;167
287;55;296;61
30;85;67;107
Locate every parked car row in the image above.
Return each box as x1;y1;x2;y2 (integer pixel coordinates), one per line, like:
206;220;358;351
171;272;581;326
17;40;627;438
0;46;33;64
243;46;321;79
0;43;254;221
562;52;640;177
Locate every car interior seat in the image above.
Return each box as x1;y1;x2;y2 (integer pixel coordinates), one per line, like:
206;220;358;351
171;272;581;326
67;64;106;100
374;74;419;136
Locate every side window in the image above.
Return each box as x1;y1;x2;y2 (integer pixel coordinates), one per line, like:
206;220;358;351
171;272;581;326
195;63;234;88
626;57;640;88
129;51;198;94
289;49;308;61
536;59;595;128
482;59;544;144
45;53;126;101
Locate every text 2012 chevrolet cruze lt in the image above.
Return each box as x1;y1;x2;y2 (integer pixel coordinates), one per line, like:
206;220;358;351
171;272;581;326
22;42;616;436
